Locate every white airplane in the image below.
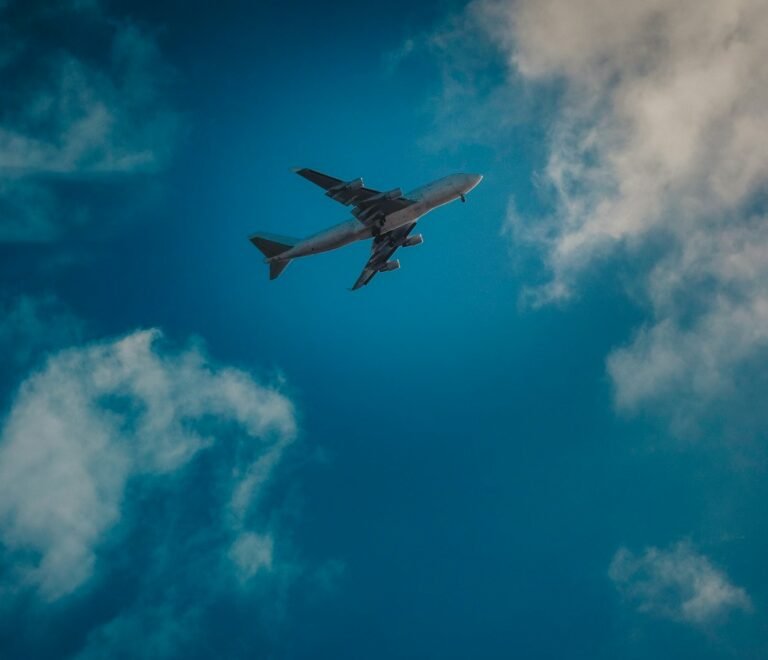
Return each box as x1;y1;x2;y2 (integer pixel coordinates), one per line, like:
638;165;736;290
249;167;483;290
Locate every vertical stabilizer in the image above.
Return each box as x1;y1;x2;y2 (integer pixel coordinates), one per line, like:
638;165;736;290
269;259;291;280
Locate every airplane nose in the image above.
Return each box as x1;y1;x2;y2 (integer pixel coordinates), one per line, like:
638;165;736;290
464;173;483;192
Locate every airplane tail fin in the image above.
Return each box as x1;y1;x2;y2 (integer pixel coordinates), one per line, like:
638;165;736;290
269;259;291;280
249;233;298;280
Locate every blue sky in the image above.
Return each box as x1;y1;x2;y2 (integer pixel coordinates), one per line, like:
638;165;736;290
1;1;767;658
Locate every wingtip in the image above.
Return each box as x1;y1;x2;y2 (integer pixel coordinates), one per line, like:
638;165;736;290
290;166;303;174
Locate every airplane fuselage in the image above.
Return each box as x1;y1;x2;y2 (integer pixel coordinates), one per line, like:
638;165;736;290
272;173;481;262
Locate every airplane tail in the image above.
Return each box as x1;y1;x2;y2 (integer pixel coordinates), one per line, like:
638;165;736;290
249;233;299;280
269;259;291;280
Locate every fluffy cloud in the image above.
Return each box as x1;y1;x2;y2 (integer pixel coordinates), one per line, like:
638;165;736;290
0;329;296;601
609;542;751;625
449;0;768;425
0;1;177;241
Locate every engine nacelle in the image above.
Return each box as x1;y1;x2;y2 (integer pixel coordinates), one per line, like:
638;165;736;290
379;259;400;272
402;234;423;247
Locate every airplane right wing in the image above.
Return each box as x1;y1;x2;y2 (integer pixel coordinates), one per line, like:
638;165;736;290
293;167;416;229
351;223;418;291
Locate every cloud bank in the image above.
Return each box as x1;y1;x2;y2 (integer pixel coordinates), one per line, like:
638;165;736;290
445;0;768;428
609;542;751;625
0;1;178;242
0;329;296;601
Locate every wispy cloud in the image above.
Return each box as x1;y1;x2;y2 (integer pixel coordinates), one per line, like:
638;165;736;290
230;531;275;579
429;0;768;432
0;1;178;242
609;541;751;626
0;329;296;601
0;294;85;374
387;4;531;153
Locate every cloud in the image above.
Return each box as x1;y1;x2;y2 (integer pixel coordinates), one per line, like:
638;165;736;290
0;294;85;374
0;329;296;601
230;531;275;579
75;601;202;660
390;4;530;153
609;541;751;625
445;0;768;428
0;1;178;242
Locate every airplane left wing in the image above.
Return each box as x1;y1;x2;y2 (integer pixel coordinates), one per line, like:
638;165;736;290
351;223;417;291
293;167;415;229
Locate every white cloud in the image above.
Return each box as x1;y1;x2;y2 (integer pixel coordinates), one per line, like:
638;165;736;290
606;218;768;423
0;2;177;242
461;0;768;424
0;329;296;600
609;541;751;625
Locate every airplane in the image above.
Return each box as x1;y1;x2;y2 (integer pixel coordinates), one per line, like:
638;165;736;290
249;167;483;290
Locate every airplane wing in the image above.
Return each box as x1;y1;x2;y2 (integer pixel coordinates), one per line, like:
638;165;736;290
351;223;417;290
293;167;415;228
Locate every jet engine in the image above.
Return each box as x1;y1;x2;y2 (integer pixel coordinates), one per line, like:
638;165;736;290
379;260;400;272
402;234;423;247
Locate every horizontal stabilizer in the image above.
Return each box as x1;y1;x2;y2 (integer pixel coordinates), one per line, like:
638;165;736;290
249;232;298;259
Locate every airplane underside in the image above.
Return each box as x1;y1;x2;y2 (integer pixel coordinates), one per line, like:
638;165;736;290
249;167;482;289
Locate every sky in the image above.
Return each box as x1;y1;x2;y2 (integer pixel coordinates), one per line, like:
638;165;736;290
1;0;767;658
